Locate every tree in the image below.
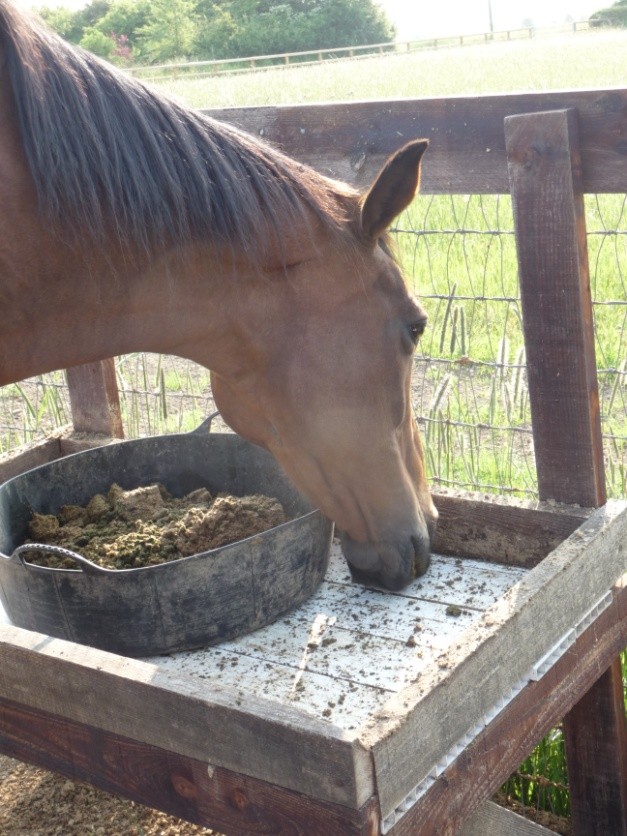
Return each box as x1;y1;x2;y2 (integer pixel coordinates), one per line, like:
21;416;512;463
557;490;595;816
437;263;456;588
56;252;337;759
36;0;396;65
203;0;395;58
79;25;115;58
136;0;198;61
94;0;152;58
194;3;239;59
37;5;83;41
590;0;627;26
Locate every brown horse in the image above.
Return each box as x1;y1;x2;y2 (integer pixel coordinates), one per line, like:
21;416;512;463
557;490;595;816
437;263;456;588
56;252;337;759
0;1;437;590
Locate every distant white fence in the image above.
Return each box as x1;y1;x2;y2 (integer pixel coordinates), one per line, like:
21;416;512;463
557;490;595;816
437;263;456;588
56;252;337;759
127;20;593;82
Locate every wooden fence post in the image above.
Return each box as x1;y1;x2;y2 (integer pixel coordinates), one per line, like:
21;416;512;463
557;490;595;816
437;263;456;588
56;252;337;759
505;108;627;836
66;359;124;439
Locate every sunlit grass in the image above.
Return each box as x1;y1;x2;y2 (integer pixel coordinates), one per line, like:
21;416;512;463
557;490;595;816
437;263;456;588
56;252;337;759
151;29;627;109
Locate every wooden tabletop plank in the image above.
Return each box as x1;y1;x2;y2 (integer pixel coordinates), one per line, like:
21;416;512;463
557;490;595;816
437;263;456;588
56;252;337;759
0;544;523;732
0;625;374;809
364;499;627;819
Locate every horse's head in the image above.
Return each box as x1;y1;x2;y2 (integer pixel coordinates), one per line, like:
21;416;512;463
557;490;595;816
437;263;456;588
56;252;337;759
210;140;437;590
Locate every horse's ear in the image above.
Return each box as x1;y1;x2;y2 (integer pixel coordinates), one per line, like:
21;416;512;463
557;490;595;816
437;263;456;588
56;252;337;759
360;140;429;241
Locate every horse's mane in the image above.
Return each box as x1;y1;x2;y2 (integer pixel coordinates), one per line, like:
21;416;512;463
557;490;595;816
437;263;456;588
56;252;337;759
0;1;352;259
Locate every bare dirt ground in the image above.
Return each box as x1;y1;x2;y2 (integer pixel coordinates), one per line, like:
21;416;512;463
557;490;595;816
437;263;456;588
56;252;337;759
0;755;218;835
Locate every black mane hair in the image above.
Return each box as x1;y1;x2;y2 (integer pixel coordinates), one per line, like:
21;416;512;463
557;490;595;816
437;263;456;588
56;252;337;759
0;1;350;258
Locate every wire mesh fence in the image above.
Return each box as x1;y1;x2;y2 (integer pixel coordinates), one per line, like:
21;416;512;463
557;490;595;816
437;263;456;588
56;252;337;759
1;193;626;501
400;192;627;500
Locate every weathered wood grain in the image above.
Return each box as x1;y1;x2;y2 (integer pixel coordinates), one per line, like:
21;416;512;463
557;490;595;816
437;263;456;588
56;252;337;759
386;575;627;835
66;360;124;438
0;435;63;483
364;500;627;819
432;489;591;567
0;539;526;795
206;88;627;193
563;658;627;836
0;625;373;809
0;695;379;835
507;108;627;836
149;545;526;732
1;574;623;836
506;108;605;507
0;429;118;485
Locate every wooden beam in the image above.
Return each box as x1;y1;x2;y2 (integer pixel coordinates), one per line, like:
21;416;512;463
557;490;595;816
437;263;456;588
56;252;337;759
505;108;604;507
0;430;118;484
0;696;379;835
505;108;627;836
206;88;627;193
384;577;627;836
459;800;558;836
562;658;627;836
432;489;591;567
0;435;63;482
0;625;373;810
66;360;124;439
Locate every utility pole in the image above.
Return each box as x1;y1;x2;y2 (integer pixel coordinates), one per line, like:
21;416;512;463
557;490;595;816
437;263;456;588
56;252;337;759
488;0;494;35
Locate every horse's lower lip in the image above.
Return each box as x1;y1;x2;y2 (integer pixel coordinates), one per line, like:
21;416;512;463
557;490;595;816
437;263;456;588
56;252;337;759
410;534;431;576
339;531;431;590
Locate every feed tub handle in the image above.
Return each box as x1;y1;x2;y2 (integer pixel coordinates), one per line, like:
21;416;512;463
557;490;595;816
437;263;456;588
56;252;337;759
190;411;220;435
10;543;107;574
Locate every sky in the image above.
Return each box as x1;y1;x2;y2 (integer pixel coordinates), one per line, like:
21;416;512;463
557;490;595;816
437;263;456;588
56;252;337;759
14;0;608;41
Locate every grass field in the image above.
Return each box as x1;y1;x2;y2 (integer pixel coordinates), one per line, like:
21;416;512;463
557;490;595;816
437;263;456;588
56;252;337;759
156;28;627;108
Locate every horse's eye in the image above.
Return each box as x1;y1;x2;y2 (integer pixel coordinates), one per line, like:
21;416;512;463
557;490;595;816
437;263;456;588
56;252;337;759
408;319;427;344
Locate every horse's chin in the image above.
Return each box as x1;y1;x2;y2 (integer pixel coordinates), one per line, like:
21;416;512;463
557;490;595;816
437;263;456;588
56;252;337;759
339;530;431;591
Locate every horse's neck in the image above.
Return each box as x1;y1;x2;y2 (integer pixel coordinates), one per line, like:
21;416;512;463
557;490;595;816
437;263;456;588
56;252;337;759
0;237;233;386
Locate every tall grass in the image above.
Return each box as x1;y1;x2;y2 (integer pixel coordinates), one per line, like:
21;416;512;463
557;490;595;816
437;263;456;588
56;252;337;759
392;192;627;499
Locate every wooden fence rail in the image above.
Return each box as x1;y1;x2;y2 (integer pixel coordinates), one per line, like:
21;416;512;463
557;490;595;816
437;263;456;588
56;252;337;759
127;21;592;81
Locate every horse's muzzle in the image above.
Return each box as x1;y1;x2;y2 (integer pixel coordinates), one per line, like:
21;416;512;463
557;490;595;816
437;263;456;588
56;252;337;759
340;528;432;591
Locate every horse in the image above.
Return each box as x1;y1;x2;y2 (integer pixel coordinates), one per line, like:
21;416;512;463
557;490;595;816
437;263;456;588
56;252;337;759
0;1;437;591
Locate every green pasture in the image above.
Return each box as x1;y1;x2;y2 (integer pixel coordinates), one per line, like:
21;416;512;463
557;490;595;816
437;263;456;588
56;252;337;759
155;28;627;108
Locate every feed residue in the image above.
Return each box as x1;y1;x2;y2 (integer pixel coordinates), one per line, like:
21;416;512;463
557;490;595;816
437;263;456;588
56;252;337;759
23;483;287;570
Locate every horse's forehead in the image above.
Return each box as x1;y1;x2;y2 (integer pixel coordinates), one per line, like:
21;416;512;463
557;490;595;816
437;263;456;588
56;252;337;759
369;243;411;294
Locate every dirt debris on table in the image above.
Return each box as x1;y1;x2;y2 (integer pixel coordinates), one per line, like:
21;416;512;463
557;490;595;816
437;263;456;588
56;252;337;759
23;483;287;570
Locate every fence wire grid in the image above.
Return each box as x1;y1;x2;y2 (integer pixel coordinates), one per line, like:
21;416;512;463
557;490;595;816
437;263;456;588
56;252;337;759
1;192;626;501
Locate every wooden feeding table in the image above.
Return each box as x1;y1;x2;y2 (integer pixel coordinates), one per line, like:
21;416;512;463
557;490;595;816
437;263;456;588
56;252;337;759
0;489;626;834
